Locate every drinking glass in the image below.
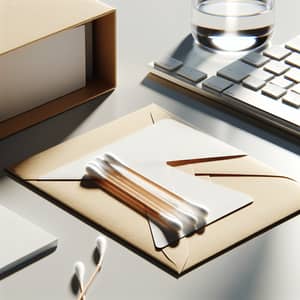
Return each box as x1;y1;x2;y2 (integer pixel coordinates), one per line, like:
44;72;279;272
191;0;275;52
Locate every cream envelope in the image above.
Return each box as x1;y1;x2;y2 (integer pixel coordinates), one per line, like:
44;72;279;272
9;104;300;275
39;118;253;249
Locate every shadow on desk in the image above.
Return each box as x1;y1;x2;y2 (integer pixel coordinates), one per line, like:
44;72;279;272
7;171;298;281
142;73;300;156
0;246;57;281
143;33;299;155
0;92;112;178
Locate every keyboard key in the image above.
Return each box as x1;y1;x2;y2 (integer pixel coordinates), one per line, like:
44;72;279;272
285;36;300;53
285;52;300;68
264;61;290;75
154;57;183;71
270;77;293;89
291;83;300;94
217;61;255;83
282;91;300;108
262;83;287;99
264;46;291;60
243;76;265;91
241;52;270;67
251;69;274;81
223;85;300;127
202;76;234;93
285;68;300;82
176;66;207;83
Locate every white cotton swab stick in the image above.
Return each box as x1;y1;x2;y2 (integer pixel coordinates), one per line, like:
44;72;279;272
77;236;107;300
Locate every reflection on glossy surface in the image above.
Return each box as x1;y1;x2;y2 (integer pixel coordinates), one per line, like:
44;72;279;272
210;35;257;52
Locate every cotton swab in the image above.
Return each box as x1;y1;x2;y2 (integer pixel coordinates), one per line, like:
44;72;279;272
77;236;107;300
74;261;86;300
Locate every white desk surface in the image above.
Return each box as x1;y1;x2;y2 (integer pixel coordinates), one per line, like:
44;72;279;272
0;0;299;299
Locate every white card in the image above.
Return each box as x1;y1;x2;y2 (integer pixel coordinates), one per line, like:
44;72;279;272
42;119;252;226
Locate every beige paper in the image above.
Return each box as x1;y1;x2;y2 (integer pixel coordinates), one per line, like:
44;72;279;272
9;104;300;274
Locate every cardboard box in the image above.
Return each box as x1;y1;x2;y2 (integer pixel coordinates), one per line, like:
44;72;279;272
0;0;116;140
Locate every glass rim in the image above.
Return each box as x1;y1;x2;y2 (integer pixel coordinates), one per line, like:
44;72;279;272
193;0;275;18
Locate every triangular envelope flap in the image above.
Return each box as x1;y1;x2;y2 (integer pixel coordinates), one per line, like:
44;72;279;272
184;177;300;271
33;180;177;270
176;156;278;176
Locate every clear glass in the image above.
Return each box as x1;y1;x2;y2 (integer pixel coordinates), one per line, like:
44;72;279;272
191;0;275;52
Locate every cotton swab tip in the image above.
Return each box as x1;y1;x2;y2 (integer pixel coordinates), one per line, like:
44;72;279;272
74;261;85;284
96;236;107;265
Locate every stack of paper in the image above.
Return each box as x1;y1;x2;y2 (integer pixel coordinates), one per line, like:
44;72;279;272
0;205;57;278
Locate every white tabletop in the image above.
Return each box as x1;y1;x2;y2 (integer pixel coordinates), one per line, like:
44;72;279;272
0;0;299;299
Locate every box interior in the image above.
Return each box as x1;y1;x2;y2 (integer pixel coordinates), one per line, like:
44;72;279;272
0;11;116;140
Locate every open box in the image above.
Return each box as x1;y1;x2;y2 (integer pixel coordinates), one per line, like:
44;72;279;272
0;0;116;140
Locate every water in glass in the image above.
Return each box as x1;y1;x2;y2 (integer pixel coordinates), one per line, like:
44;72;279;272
192;0;275;52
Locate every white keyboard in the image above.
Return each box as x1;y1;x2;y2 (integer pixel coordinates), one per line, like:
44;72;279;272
150;35;300;139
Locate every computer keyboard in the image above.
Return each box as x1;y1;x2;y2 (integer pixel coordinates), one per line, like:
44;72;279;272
150;35;300;138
